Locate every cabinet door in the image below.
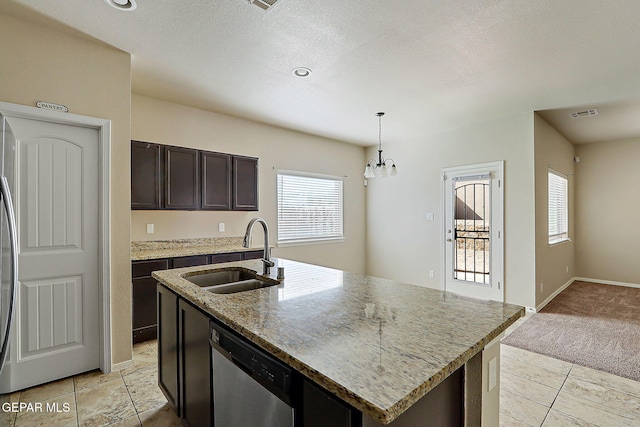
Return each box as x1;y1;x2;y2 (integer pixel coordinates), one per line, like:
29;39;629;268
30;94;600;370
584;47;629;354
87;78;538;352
158;284;179;411
131;141;162;209
164;146;200;210
209;252;243;264
303;380;360;427
232;155;259;211
172;255;209;269
179;300;213;427
132;259;169;343
201;151;231;210
132;277;158;336
242;250;264;260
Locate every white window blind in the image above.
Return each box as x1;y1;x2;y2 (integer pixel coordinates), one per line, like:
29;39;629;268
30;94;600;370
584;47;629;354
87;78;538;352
548;170;568;244
277;171;344;245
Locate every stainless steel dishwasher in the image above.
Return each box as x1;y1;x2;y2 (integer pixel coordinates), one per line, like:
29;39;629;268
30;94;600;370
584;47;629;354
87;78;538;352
209;321;296;427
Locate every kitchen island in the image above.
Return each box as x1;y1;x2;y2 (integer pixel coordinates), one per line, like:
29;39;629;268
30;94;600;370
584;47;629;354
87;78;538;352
153;258;524;426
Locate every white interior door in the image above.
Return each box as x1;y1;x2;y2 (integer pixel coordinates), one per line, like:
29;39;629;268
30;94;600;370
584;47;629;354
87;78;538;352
443;162;504;302
9;116;100;390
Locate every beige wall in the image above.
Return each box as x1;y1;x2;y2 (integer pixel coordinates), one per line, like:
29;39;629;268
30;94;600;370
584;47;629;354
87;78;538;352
575;137;640;285
533;115;575;308
365;113;536;308
131;94;367;274
0;13;133;365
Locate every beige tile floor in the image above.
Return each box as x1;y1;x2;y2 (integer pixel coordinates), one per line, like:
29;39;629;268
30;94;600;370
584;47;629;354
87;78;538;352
5;318;640;427
500;315;640;426
7;340;181;427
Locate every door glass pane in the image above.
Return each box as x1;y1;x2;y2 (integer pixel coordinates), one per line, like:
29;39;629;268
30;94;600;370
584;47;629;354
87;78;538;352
453;178;490;285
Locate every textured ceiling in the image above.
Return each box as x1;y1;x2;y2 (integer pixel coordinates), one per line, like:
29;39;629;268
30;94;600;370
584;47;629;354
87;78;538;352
4;0;640;146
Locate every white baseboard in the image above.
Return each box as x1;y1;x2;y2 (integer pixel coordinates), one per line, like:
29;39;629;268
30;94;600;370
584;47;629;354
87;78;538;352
535;277;640;312
574;277;640;289
111;359;135;372
536;278;574;312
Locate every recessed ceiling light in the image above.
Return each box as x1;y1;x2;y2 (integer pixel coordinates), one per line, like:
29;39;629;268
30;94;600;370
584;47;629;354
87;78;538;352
104;0;137;11
292;67;312;77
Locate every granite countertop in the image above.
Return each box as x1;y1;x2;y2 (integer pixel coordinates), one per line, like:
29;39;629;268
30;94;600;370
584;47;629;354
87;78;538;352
153;258;524;424
131;237;264;261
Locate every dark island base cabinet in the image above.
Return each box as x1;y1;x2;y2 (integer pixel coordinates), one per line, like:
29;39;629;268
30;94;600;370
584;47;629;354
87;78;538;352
178;299;213;427
157;284;178;410
132;250;264;344
303;380;361;427
157;282;464;427
157;284;213;427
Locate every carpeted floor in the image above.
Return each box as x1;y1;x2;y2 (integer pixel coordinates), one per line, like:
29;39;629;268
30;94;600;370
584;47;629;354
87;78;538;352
501;281;640;382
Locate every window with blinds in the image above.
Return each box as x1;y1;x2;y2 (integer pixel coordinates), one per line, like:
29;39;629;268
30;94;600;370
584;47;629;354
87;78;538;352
277;171;344;245
548;169;569;244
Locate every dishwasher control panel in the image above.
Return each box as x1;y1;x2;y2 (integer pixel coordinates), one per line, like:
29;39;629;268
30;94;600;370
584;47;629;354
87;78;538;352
210;321;293;395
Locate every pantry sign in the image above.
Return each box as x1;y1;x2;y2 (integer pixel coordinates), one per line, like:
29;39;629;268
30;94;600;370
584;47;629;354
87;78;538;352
36;101;69;113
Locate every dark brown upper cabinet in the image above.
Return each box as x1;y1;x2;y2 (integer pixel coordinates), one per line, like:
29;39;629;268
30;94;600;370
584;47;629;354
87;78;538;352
201;152;232;210
164;146;200;210
233;155;259;211
131;141;162;210
131;141;257;211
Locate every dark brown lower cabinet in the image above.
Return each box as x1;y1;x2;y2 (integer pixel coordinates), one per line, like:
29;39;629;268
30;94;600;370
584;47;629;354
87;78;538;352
242;250;263;260
133;251;265;344
132;259;169;343
172;255;209;269
157;284;179;410
208;252;242;264
178;299;213;427
303;380;361;427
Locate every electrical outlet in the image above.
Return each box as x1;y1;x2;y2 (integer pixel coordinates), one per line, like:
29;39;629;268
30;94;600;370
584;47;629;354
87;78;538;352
540;282;544;292
218;223;225;232
429;270;435;278
146;224;154;234
426;212;434;221
566;265;569;273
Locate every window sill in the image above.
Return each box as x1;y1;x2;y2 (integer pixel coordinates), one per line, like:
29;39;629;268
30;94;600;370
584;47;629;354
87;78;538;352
277;237;345;247
549;237;571;246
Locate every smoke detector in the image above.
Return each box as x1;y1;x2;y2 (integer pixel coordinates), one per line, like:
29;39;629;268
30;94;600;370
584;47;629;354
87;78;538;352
247;0;282;11
568;109;599;118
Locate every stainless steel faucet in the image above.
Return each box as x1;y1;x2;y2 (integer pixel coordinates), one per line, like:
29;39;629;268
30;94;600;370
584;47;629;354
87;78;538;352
242;217;275;275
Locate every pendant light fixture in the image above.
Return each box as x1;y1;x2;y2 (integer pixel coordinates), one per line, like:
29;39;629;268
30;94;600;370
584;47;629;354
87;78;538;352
364;112;397;179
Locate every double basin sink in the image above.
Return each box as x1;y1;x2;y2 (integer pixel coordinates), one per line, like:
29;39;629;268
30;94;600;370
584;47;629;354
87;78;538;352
184;268;278;294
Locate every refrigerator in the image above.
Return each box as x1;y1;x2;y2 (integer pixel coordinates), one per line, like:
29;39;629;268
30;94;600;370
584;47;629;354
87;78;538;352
0;112;19;380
